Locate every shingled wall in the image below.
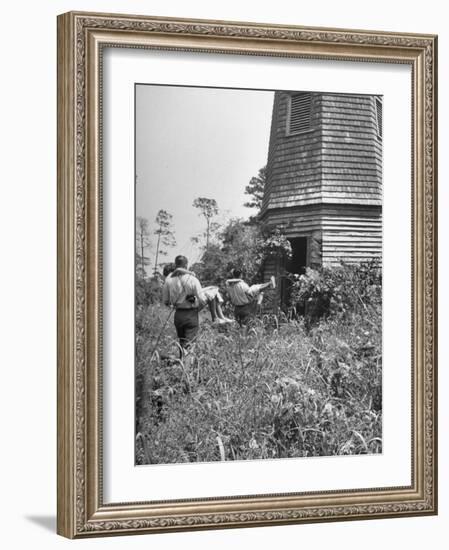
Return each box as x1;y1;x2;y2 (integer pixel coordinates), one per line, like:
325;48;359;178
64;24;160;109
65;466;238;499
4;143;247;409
261;91;382;268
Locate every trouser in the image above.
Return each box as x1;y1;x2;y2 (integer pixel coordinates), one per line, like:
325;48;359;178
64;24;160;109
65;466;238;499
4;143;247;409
234;302;256;326
174;308;199;350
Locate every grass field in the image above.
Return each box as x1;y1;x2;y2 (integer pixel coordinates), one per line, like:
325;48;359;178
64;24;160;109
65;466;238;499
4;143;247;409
135;301;382;465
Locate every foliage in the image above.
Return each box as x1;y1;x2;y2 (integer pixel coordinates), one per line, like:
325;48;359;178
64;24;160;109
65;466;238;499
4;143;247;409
244;165;266;211
291;260;382;324
190;243;228;287
136;216;152;277
190;221;222;249
258;226;292;260
221;220;264;280
136;298;382;464
135;165;383;465
192;197;219;250
154;209;176;274
192;197;219;219
191;219;292;288
136;275;164;308
191;218;262;285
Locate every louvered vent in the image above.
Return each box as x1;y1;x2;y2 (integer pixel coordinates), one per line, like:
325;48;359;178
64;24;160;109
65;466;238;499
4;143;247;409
288;93;312;135
375;97;383;139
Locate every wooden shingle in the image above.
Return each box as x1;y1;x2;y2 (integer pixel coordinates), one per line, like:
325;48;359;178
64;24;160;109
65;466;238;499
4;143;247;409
261;91;382;270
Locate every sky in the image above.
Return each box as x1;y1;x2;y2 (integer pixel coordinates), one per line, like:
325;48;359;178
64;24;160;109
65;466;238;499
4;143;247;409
136;84;274;268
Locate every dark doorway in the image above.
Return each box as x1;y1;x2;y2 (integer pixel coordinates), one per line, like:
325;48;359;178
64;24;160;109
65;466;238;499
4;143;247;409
281;237;308;312
288;237;308;275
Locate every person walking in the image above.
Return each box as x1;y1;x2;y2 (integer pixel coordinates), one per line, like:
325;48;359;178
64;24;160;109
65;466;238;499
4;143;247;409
162;255;202;353
225;269;276;325
163;263;232;325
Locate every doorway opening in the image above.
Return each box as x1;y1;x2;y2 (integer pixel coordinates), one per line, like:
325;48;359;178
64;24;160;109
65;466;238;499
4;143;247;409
280;237;308;311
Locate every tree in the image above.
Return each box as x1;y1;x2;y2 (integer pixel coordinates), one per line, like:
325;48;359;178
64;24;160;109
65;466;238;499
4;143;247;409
190;218;263;287
244;165;266;213
220;218;264;282
190;243;225;286
136;216;151;278
190;221;221;249
192;197;218;251
153;209;176;274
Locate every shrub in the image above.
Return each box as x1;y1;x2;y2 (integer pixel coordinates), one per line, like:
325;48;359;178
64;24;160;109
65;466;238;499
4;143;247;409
136;301;382;464
136;275;164;307
192;221;292;287
290;260;382;324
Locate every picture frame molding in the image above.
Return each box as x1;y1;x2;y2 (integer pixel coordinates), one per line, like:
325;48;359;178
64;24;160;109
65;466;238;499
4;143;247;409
57;11;438;538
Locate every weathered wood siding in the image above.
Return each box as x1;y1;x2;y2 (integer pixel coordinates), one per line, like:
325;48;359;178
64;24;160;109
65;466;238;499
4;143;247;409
262;204;382;269
262;93;323;212
321;207;382;267
320;94;382;206
261;91;382;268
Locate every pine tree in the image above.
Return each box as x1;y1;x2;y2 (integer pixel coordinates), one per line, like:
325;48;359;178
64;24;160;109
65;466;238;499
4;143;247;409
153;210;176;274
192;197;219;251
244;165;266;212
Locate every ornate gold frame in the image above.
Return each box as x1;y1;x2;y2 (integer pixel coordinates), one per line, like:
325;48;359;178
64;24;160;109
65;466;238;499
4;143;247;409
57;11;438;538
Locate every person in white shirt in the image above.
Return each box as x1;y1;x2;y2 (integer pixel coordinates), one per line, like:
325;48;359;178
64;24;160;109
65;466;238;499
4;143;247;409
225;269;276;325
162;255;203;351
163;263;232;325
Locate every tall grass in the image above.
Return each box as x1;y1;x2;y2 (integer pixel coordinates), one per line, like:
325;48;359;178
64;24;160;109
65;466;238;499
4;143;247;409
135;300;382;464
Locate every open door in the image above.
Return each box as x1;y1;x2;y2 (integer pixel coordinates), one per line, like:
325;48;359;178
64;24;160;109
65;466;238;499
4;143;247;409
280;237;308;311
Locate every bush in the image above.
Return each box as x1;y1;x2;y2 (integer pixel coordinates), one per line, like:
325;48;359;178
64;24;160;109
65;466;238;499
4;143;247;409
135;262;382;465
136;275;164;307
135;302;382;464
290;260;381;324
192;220;292;287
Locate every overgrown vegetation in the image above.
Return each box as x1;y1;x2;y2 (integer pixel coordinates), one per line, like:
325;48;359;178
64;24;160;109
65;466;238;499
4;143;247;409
136;261;382;464
135;166;382;464
291;260;382;324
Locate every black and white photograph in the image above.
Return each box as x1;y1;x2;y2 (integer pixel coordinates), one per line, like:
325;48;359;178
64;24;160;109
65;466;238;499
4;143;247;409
135;83;383;465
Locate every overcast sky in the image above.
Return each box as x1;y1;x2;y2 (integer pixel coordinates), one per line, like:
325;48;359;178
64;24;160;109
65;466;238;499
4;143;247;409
136;84;274;266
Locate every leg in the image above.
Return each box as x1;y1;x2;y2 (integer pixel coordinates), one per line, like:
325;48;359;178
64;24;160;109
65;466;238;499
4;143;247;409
207;295;227;321
246;280;275;314
209;298;233;323
202;290;232;323
215;301;226;320
249;282;271;296
208;299;218;321
174;310;186;357
182;310;199;350
243;303;256;325
235;303;254;326
255;291;264;314
214;292;234;322
199;287;215;320
234;305;243;327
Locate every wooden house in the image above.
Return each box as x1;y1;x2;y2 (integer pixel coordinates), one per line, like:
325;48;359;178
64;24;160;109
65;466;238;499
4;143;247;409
260;91;382;303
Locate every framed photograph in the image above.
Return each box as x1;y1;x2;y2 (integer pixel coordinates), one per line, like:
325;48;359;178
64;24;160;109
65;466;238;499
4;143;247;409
57;11;438;538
